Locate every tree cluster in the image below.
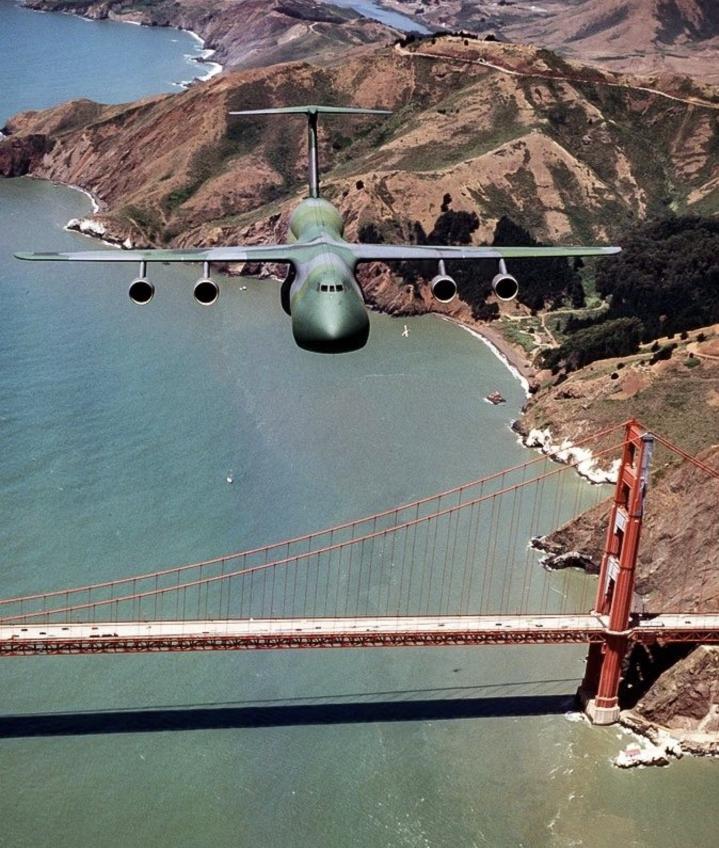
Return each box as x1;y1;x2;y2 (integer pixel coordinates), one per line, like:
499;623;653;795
541;317;643;372
542;216;719;373
544;216;719;373
595;216;719;341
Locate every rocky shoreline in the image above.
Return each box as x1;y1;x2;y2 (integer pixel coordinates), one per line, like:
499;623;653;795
24;0;223;62
619;647;719;761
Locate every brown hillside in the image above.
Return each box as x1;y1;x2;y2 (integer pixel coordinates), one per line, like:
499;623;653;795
518;325;719;458
2;38;718;256
504;0;719;82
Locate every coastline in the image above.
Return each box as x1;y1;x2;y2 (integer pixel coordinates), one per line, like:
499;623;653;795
21;3;223;85
182;28;223;82
66;182;99;213
439;315;533;396
431;319;621;484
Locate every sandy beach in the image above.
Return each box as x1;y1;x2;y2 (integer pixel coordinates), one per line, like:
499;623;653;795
440;314;540;391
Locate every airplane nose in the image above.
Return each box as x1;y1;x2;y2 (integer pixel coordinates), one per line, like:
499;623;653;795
292;297;370;353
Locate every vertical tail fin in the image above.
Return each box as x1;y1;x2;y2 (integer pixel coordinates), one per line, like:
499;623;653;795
229;105;392;198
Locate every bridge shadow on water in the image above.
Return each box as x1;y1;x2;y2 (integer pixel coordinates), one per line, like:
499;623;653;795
0;680;581;738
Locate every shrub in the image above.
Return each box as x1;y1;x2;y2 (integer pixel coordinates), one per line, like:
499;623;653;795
649;343;677;364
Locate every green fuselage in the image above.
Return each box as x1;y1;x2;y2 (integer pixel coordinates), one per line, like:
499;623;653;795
284;197;369;353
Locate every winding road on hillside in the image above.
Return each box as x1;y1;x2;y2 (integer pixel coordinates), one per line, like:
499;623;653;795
395;41;719;111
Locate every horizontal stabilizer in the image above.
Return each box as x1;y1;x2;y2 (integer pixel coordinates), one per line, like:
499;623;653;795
229;105;392;116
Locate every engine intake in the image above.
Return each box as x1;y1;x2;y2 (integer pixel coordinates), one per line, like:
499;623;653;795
129;278;154;305
430;274;457;304
492;272;519;302
492;258;519;301
194;278;219;306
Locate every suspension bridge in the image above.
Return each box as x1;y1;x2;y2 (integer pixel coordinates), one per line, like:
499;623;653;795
2;420;718;724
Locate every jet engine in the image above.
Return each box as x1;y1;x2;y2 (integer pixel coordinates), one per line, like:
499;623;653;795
430;260;457;303
430;274;457;303
194;277;219;306
129;277;154;305
492;259;518;301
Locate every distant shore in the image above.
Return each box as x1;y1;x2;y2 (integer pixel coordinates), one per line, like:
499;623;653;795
22;1;222;84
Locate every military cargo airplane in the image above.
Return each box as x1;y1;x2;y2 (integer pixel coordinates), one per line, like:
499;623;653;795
16;105;620;353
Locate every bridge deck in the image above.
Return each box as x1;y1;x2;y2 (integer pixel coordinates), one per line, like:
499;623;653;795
2;613;719;655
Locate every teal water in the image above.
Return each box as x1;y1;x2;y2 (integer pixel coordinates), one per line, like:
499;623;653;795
1;6;719;848
0;0;216;123
322;0;431;34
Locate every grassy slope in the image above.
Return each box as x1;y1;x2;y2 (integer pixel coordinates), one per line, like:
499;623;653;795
3;36;719;251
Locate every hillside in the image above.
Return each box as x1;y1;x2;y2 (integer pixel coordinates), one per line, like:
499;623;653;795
384;0;719;83
2;36;719;271
518;324;719;458
503;0;719;82
24;0;398;69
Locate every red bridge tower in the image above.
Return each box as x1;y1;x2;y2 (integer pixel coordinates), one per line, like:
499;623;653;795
579;419;654;725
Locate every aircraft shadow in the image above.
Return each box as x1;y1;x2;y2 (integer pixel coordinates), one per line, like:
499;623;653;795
0;684;579;738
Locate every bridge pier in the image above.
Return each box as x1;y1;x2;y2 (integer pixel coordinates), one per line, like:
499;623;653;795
579;420;654;725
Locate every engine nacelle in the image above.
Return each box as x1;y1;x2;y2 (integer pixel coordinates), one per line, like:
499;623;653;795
129;278;154;305
194;278;219;306
492;272;519;302
430;274;457;304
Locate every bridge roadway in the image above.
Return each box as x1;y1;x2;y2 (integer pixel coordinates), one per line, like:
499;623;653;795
2;613;719;655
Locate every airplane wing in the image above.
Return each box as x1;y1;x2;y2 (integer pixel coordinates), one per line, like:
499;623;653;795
350;244;621;261
15;242;621;264
14;245;297;263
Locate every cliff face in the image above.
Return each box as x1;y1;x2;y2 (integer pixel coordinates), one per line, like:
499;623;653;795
24;0;398;69
623;646;719;754
3;37;718;258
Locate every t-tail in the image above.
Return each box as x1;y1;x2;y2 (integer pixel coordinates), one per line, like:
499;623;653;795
229;105;392;199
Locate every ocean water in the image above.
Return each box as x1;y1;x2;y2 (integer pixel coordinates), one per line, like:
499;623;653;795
1;5;719;848
0;0;216;123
